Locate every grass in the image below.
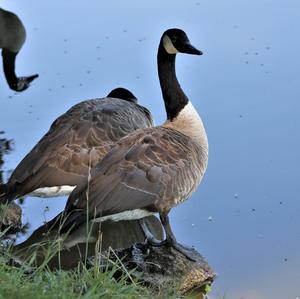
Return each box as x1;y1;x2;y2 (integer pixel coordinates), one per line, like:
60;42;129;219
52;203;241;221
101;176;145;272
0;240;151;299
0;162;159;298
0;230;191;299
0;219;214;299
0;204;211;299
0;259;147;298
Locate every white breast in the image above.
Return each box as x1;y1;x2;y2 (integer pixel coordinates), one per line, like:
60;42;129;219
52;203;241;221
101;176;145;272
163;101;208;151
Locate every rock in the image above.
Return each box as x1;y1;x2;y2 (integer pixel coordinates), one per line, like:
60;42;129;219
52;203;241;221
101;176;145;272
89;242;215;297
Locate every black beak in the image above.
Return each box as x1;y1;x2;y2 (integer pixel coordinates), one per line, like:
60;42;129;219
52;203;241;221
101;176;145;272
182;42;202;55
26;74;39;83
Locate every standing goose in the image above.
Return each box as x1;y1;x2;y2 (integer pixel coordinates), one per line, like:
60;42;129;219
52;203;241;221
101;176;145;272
0;8;38;91
56;29;208;260
0;88;153;204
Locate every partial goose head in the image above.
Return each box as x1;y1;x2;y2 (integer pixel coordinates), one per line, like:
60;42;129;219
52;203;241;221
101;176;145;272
107;87;152;125
0;8;38;91
107;87;138;103
158;28;208;149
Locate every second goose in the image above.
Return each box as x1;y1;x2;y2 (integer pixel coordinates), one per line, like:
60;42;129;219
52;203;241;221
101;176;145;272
0;88;152;204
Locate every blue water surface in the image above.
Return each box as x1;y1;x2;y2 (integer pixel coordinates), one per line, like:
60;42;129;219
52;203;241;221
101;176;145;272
1;1;300;298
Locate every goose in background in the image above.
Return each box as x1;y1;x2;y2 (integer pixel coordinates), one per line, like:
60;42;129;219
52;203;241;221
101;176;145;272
54;28;208;260
0;7;38;91
0;88;153;204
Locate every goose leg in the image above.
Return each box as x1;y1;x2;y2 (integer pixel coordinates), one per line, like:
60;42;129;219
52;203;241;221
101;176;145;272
139;213;197;261
139;217;168;245
160;213;197;261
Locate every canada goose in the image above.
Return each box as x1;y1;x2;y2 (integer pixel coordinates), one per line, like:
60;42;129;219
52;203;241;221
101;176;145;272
0;88;153;203
0;7;38;91
55;29;208;260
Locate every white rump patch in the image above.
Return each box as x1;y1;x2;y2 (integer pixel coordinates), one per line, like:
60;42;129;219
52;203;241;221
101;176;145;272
92;209;153;223
29;185;76;198
163;35;178;54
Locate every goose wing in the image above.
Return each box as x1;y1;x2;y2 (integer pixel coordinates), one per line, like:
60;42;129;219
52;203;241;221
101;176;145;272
61;127;207;231
6;98;152;197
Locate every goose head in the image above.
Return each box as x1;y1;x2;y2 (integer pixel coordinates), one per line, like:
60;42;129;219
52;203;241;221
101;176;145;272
158;29;208;147
161;28;202;56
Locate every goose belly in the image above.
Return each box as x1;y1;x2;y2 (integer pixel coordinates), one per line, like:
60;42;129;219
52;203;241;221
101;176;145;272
29;185;76;198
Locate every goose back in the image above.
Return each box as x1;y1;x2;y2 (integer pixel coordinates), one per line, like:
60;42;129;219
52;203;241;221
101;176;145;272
1;97;152;201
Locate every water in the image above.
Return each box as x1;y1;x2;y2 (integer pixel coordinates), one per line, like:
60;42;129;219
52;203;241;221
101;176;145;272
1;0;300;298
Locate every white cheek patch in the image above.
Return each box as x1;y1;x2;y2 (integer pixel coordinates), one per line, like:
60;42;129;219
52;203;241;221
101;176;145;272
163;35;178;54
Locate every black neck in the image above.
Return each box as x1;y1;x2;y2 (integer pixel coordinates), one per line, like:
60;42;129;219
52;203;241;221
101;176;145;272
2;49;18;89
157;43;189;121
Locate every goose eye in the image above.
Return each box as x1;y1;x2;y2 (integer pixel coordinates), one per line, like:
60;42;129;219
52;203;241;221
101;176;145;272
171;37;177;44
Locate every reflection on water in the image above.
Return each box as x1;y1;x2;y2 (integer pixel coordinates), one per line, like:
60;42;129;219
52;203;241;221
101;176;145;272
0;8;39;92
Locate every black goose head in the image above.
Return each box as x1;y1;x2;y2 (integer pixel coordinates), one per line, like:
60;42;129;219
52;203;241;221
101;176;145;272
107;87;138;103
161;28;202;56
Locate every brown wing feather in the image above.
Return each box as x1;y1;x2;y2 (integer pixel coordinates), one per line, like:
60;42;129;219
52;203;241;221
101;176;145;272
5;98;153;198
61;127;207;231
